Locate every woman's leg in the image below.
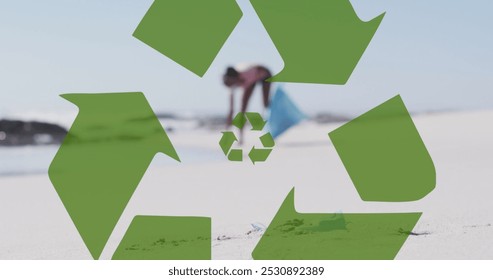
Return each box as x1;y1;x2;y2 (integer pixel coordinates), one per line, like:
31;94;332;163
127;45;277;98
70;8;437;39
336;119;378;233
259;66;272;109
262;80;271;109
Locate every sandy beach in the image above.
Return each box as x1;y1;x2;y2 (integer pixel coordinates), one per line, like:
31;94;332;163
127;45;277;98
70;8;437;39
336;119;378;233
1;110;492;259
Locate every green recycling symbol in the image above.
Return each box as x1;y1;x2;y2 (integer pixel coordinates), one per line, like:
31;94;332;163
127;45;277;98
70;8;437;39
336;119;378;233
41;0;437;261
219;112;275;163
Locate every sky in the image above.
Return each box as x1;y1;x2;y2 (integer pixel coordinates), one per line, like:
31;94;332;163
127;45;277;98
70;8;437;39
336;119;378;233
0;0;492;121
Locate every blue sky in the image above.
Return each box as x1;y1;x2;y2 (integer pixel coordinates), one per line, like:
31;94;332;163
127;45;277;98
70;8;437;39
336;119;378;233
0;0;492;119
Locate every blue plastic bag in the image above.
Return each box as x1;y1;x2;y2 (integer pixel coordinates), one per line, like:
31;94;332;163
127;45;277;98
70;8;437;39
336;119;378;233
268;86;307;139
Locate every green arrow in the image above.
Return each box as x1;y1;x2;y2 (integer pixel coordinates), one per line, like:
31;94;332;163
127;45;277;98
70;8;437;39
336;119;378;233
248;146;272;164
219;131;238;155
232;113;247;129
329;95;436;202
252;188;422;260
133;0;242;77
246;112;266;131
228;149;243;162
49;92;179;260
259;133;275;148
250;0;385;84
112;216;211;260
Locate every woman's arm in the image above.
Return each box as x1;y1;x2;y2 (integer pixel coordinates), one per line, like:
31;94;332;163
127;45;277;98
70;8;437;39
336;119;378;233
227;88;235;128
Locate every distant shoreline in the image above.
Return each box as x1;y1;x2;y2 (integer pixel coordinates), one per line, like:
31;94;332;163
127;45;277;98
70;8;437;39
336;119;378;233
0;119;67;146
0;111;352;147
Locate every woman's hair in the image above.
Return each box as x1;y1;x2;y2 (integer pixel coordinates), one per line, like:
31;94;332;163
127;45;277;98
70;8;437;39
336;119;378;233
224;66;239;78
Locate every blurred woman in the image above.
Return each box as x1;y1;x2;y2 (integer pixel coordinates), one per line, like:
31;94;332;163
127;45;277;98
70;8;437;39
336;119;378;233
222;64;272;143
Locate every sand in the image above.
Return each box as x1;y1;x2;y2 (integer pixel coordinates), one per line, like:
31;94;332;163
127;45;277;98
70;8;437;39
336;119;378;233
1;110;492;259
